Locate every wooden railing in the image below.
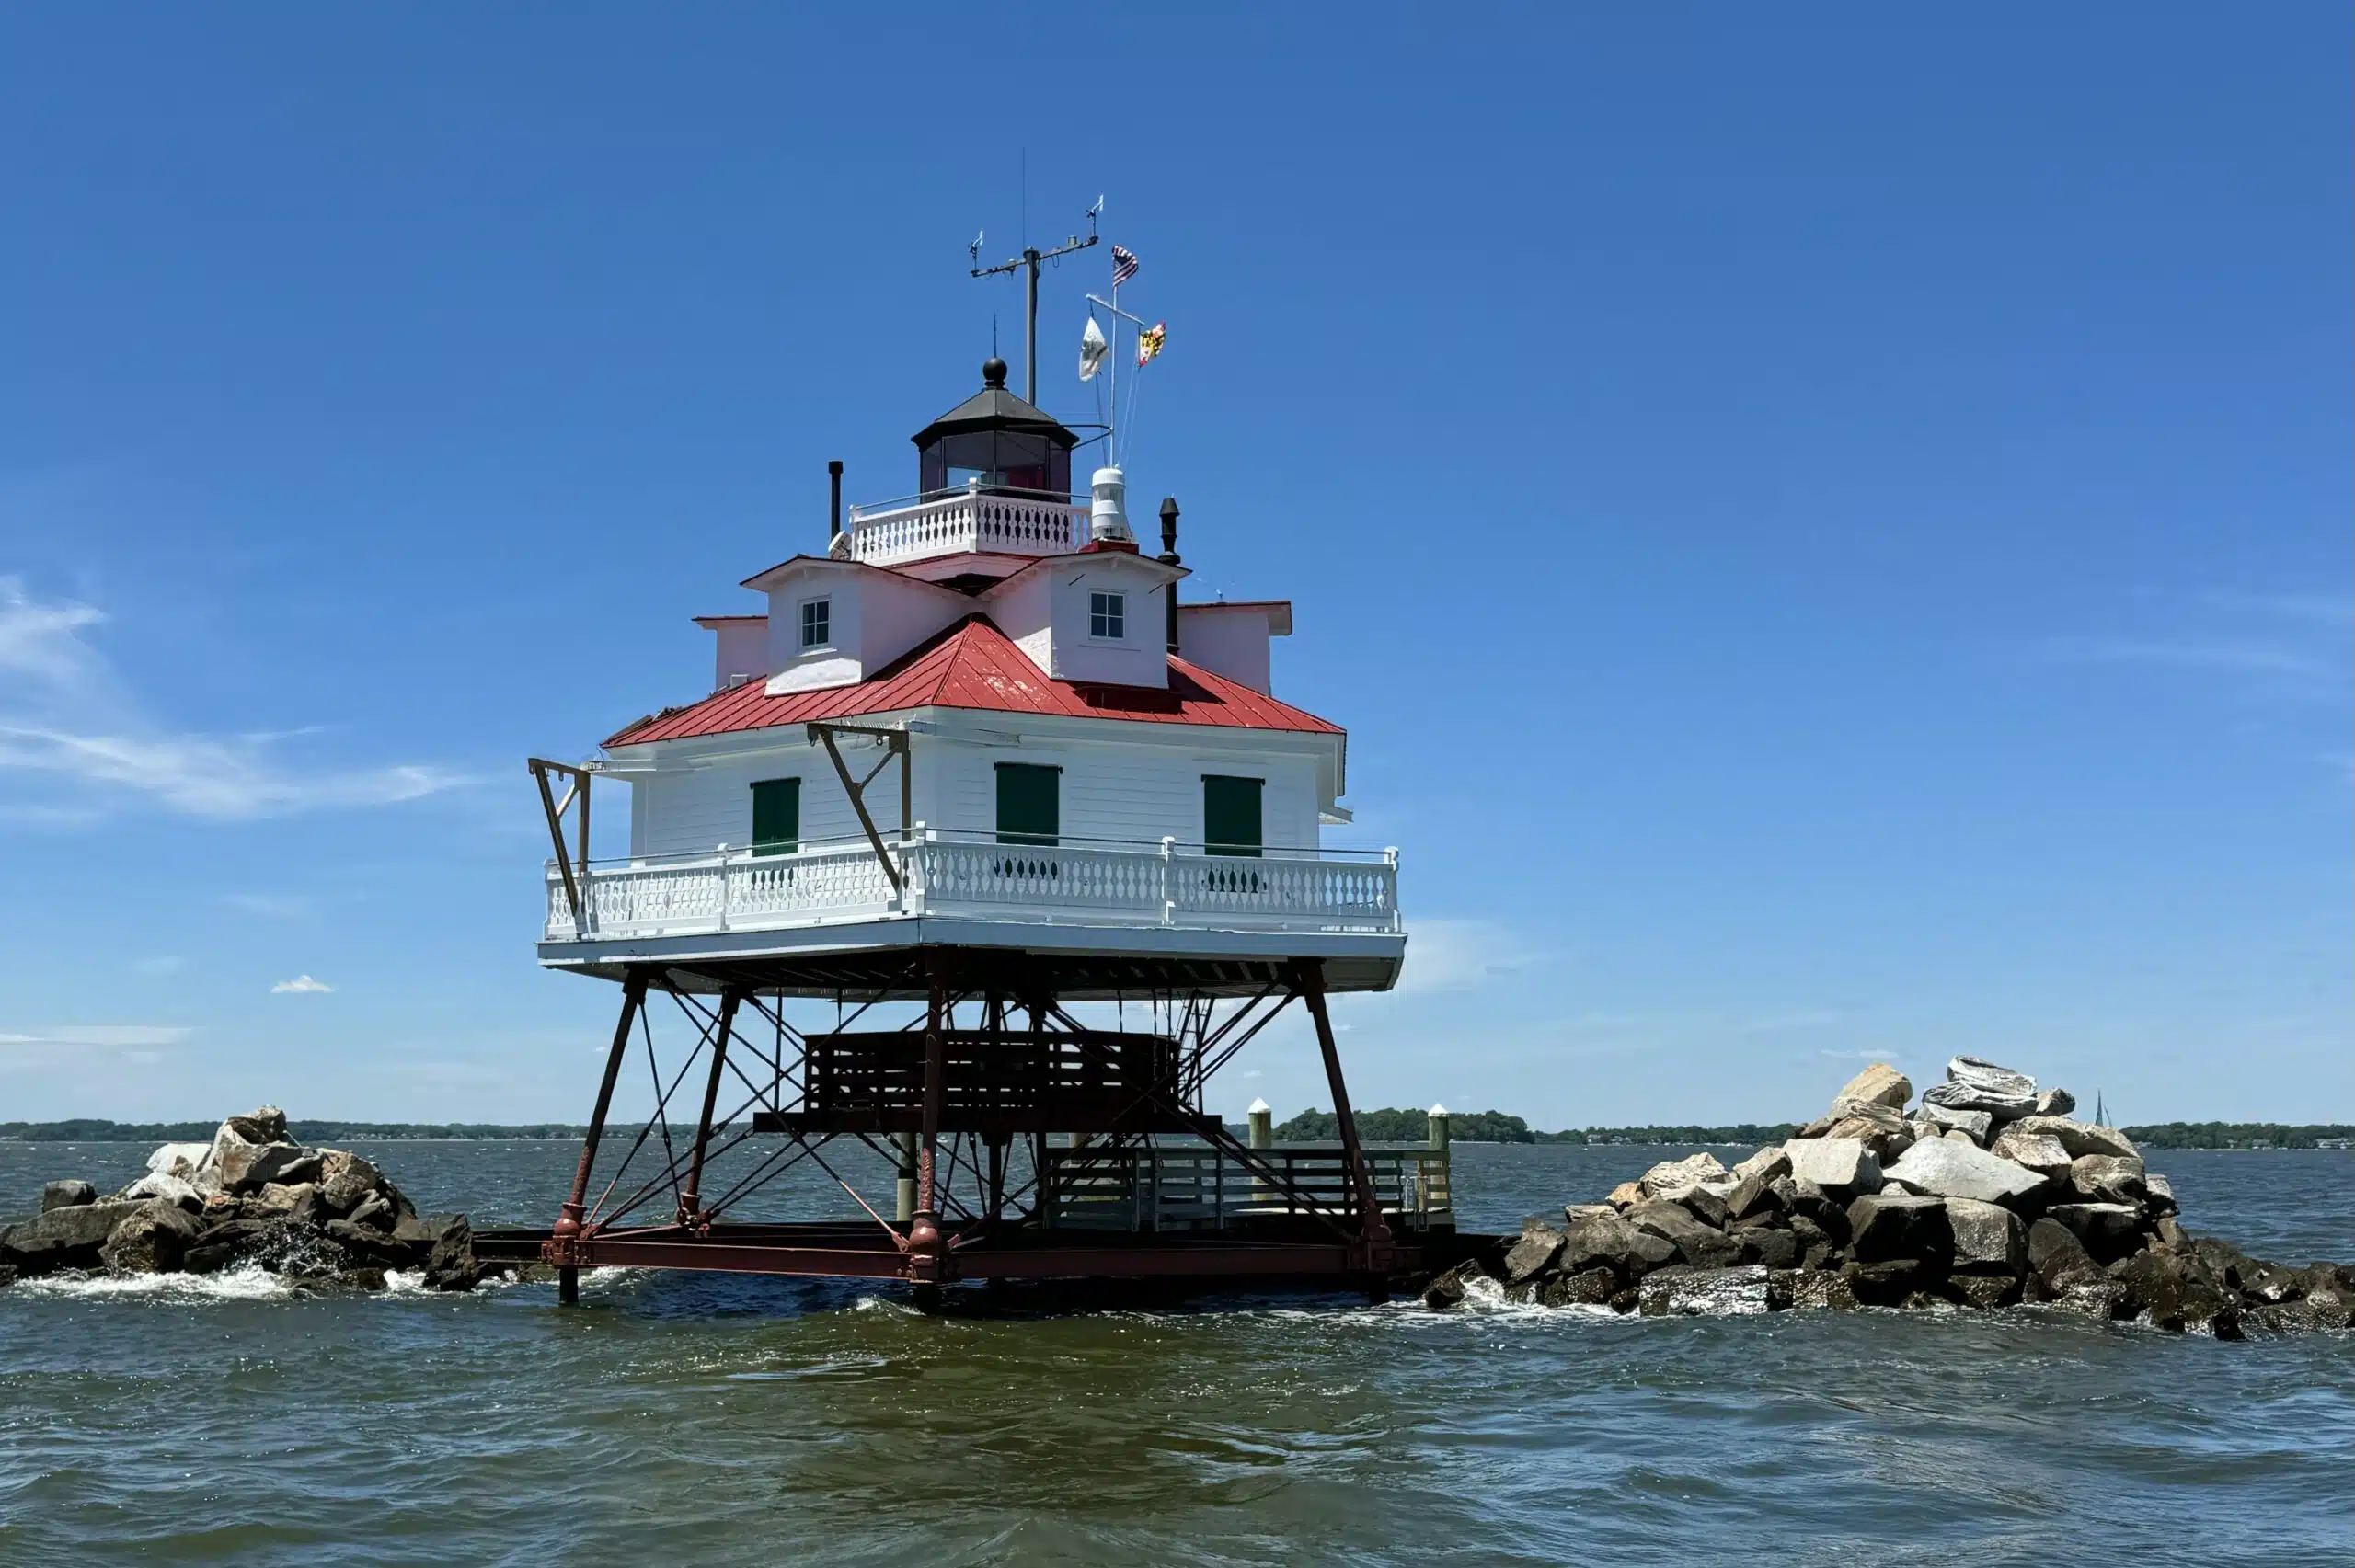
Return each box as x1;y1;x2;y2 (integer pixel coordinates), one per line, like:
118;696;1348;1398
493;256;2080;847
543;835;1401;943
1039;1144;1453;1233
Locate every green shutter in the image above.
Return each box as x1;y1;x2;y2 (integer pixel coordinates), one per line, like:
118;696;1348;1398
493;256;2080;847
751;778;799;856
994;762;1060;846
1203;775;1263;858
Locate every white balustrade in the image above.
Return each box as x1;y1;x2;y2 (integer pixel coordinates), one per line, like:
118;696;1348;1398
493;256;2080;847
847;489;1086;567
543;837;1400;943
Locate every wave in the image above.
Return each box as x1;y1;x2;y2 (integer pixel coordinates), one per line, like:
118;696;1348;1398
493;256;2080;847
8;1263;298;1303
0;1264;631;1306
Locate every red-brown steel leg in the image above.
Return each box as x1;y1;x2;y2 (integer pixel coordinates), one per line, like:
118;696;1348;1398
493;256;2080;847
677;988;742;1229
557;973;647;1242
1295;959;1394;1270
553;972;648;1303
905;968;948;1279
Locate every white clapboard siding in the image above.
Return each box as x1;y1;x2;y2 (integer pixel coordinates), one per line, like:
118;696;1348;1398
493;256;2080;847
636;740;906;859
631;729;1320;858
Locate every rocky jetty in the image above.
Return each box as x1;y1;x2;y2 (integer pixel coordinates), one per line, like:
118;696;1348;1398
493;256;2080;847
0;1106;492;1292
1425;1059;2352;1338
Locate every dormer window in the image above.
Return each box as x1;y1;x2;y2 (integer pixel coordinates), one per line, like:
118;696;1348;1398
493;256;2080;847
1089;591;1126;641
800;598;831;649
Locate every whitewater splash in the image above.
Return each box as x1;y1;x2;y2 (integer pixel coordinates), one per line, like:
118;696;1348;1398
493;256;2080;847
1;1265;601;1306
9;1262;299;1304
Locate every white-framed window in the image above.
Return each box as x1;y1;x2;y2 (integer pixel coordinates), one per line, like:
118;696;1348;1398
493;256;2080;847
800;598;831;649
1088;590;1126;640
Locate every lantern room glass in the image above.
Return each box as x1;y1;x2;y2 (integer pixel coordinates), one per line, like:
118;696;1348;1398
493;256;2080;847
919;429;1072;499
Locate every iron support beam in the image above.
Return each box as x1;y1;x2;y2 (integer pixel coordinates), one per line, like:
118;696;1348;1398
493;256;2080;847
1295;958;1394;1264
678;988;743;1228
906;965;948;1277
555;971;647;1301
557;972;647;1243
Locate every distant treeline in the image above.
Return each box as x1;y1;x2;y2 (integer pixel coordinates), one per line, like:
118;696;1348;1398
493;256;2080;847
1270;1107;1799;1146
0;1120;589;1143
2123;1123;2355;1150
8;1116;2347;1150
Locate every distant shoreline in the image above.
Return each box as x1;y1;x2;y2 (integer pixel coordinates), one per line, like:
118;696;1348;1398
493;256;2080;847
5;1115;2350;1152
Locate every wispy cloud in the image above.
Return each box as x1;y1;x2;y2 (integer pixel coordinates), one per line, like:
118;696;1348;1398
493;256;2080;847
0;1024;193;1047
1397;917;1545;993
2044;635;2332;680
2200;590;2355;628
270;975;334;994
132;956;187;977
222;892;318;920
1741;1009;1845;1034
0;576;465;822
2039;587;2351;696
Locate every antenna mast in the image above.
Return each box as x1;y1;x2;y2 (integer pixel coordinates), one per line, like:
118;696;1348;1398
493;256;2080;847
971;200;1100;403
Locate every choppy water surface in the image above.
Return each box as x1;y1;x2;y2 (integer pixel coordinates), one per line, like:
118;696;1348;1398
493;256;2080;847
3;1141;2351;1566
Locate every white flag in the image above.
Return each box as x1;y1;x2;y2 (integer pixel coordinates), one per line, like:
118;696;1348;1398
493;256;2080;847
1078;316;1109;382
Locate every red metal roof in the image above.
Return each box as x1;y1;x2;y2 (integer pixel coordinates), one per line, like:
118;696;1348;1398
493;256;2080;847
605;613;1341;748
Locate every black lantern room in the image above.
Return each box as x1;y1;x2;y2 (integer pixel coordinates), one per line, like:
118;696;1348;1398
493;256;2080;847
913;357;1079;499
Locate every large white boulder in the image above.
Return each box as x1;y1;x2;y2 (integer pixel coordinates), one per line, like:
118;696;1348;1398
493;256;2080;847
1637;1150;1728;1200
122;1172;204;1212
145;1142;212;1180
2005;1115;2137;1160
1988;1127;2073;1179
1783;1137;1881;1193
1883;1138;2046;1205
1919;1103;1994;1142
1923;1056;2039;1119
1833;1062;1913;1111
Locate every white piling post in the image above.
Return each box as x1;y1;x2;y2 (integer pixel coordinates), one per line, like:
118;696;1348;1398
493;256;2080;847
1246;1097;1272;1212
1427;1103;1453;1223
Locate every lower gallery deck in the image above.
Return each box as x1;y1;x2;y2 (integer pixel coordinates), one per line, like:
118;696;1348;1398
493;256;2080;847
477;1219;1489;1288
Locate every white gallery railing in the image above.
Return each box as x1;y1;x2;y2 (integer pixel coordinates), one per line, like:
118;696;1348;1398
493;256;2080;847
542;833;1401;944
846;488;1087;567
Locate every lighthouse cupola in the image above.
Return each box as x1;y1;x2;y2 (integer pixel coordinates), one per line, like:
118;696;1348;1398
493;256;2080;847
912;356;1078;499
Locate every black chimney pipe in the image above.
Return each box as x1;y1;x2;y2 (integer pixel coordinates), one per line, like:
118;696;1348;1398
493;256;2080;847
1158;496;1182;653
828;460;844;547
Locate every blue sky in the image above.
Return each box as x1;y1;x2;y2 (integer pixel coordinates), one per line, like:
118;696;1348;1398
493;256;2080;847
1;6;2347;1128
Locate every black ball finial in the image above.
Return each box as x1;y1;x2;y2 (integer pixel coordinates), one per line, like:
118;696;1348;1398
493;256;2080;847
982;356;1008;388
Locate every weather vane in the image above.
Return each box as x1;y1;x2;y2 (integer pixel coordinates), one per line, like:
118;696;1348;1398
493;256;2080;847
969;201;1099;403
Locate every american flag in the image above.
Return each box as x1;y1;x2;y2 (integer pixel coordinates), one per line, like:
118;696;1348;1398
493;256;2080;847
1110;245;1139;287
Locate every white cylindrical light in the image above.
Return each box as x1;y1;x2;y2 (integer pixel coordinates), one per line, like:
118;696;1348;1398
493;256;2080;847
1089;465;1133;543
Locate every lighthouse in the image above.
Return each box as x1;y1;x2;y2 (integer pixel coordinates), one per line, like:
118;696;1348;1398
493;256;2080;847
493;354;1440;1300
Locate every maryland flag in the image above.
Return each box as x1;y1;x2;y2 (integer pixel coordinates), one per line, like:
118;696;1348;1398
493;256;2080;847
1135;321;1166;367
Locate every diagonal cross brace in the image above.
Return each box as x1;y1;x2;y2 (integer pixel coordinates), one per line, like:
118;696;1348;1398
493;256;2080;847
528;758;592;926
809;722;912;896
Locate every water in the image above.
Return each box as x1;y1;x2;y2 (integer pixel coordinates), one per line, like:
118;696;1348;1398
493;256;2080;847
3;1141;2351;1565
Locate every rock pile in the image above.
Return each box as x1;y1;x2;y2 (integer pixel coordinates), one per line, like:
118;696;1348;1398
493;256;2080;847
0;1106;489;1292
1424;1058;2352;1338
